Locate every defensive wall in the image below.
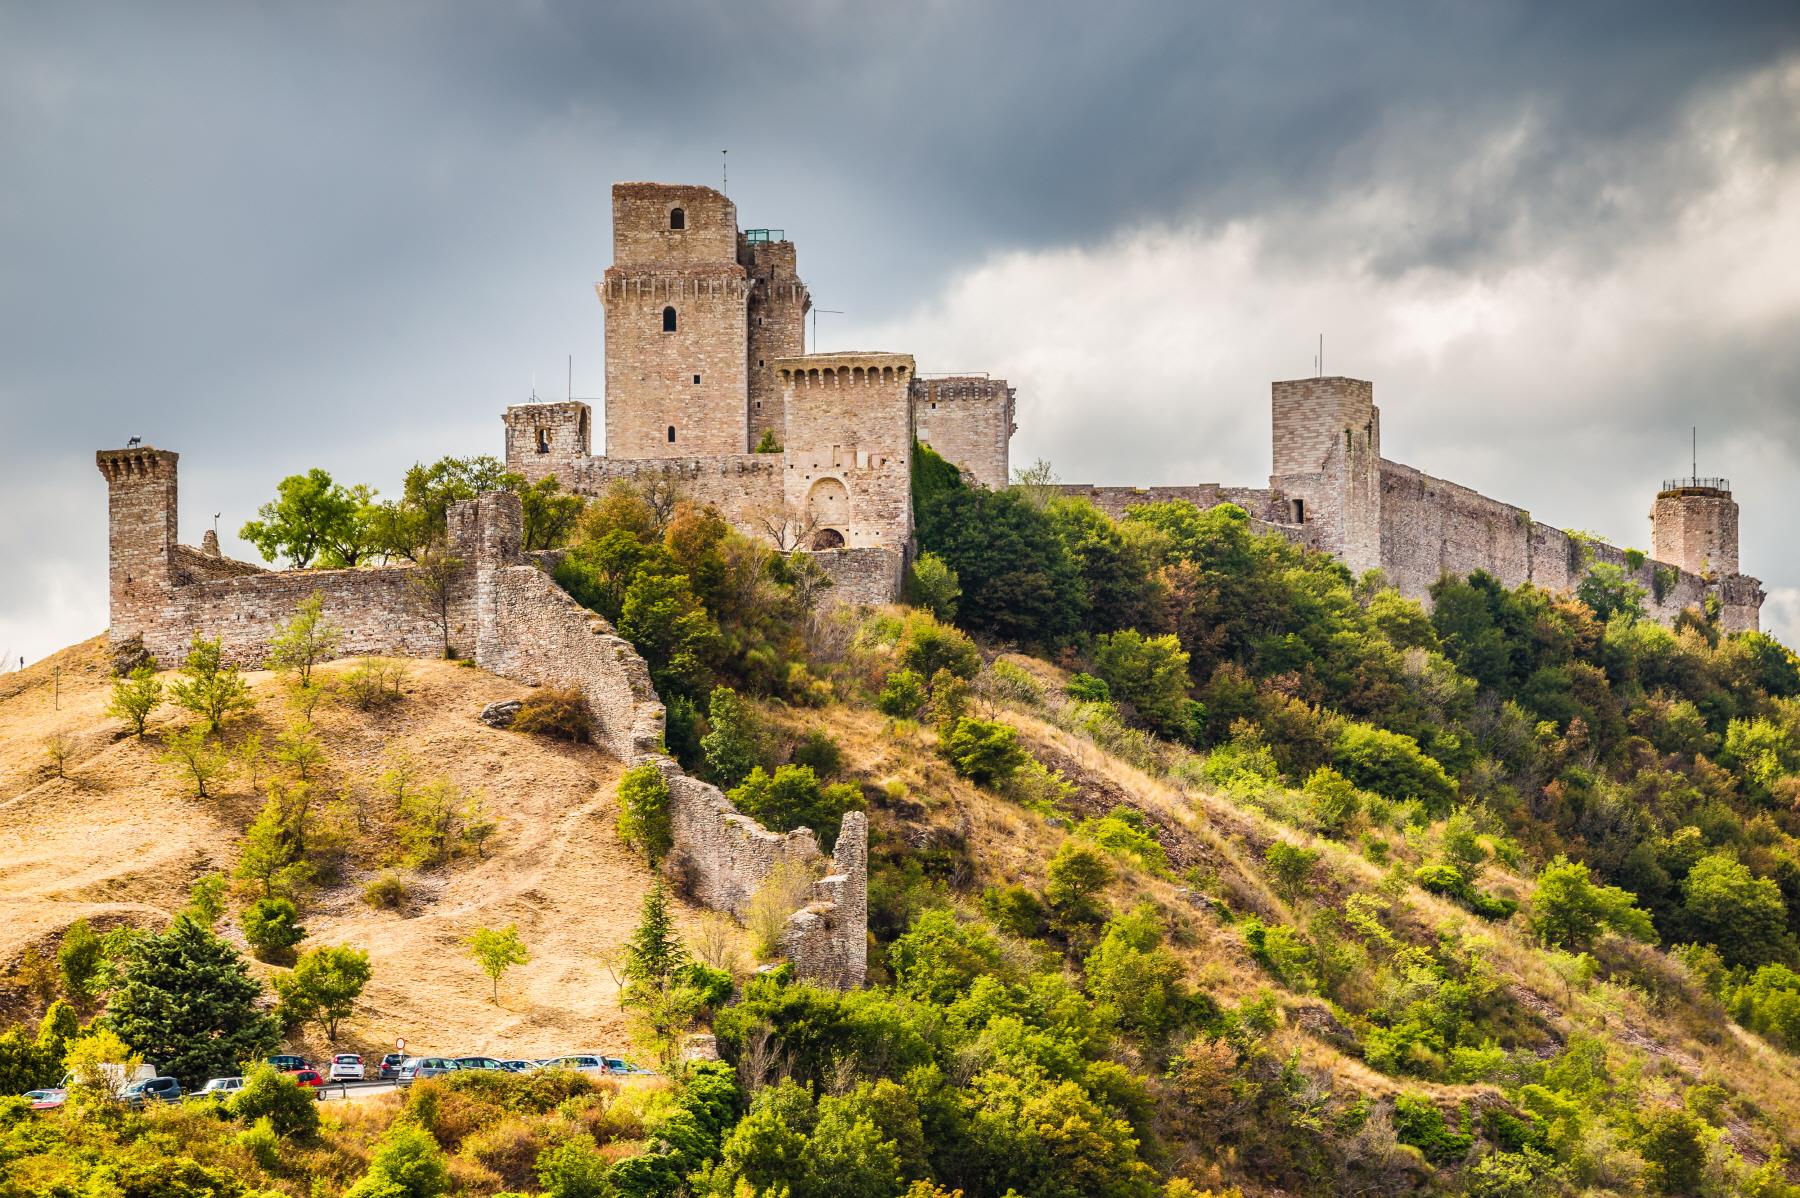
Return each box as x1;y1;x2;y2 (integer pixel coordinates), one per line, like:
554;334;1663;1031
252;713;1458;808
95;445;868;988
1049;375;1764;634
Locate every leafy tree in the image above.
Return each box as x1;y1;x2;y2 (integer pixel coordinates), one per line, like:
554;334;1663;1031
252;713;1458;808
1575;562;1646;623
345;1120;452;1198
467;923;529;1002
1682;853;1790;967
1264;840;1322;905
1085;905;1195;1039
62;1026;143;1105
877;668;928;719
619;570;721;700
168;635;254;730
1331;722;1457;814
1636;1107;1707;1195
915;468;1087;646
56;919;104;1002
906;551;961;623
273;944;371;1038
1303;766;1363;834
106;664;163;736
1046;840;1113;931
182;872;230;928
228;1063;321;1139
266;594;342;686
242;896;306;963
155;724;232;797
405;543;464;659
624;881;687;988
898;612;981;681
240;468;374;568
520;475;585;550
943;717;1028;785
107;914;279;1089
701;686;765;788
538;1133;612;1198
1528;856;1657;949
616;762;673;865
1092;629;1193;739
729;764;864;850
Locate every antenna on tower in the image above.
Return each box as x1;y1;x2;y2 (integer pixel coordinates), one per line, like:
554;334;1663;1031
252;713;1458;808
530;370;538;402
721;149;728;195
1692;425;1697;479
1314;334;1324;378
811;307;844;353
567;355;573;403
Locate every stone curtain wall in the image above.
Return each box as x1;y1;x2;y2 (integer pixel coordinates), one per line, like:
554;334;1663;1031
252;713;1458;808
912;376;1016;491
96;451;868;987
565;454;784;533
813;547;906;607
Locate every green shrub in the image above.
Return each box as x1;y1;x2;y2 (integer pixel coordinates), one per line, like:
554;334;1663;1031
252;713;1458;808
1091;629;1193;739
1391;1093;1473;1164
897;611;981;681
616;763;674;865
1078;808;1171;876
877;668;928;719
339;657;407;711
790;730;844;779
1528;856;1656;949
701;686;765;788
942;717;1028;785
229;1063;320;1139
729;765;864;851
362;873;410;909
241;896;306;963
1064;672;1110;703
905;552;962;623
1045;840;1113;931
1332;722;1457;814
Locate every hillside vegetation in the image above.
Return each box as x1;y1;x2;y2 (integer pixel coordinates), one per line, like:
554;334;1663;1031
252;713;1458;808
3;448;1800;1197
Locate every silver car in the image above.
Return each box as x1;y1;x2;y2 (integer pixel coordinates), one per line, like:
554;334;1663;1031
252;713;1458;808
396;1056;460;1085
195;1076;244;1099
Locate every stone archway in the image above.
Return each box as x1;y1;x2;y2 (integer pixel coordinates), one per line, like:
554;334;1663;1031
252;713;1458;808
806;477;850;546
811;527;846;549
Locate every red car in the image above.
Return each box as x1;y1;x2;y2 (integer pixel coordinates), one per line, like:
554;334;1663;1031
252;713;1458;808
284;1068;326;1089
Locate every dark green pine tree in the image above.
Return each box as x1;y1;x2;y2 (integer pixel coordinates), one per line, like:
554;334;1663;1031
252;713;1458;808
107;914;280;1088
622;880;687;988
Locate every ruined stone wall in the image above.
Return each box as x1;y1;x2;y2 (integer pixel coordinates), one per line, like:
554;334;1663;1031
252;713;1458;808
504;401;593;485
1047;483;1285;523
777;353;914;552
173;544;267;584
911;376;1015;491
601;272;751;459
742;237;808;450
779;810;869;990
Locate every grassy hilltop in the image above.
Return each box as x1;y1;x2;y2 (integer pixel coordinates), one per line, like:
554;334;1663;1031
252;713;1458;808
3;448;1800;1197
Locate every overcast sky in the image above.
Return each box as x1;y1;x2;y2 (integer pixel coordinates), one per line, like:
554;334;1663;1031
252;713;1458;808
4;0;1799;664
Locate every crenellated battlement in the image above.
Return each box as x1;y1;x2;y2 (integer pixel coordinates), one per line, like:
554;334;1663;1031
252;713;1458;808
773;352;913;386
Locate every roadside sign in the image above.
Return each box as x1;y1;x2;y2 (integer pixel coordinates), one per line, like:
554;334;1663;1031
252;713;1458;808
395;1037;407;1051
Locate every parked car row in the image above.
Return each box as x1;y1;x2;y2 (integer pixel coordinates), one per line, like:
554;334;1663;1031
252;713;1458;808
19;1050;655;1110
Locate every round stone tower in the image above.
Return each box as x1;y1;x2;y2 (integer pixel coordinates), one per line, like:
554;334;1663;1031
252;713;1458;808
1650;477;1738;578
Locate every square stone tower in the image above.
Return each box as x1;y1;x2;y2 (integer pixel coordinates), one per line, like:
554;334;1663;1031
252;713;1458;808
741;232;810;448
1270;376;1382;576
776;353;915;550
95;446;179;647
600;183;754;458
912;375;1016;490
503;400;592;484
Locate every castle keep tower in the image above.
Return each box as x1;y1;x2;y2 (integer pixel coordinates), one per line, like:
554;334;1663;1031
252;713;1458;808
96;446;179;642
1270;376;1382;576
601;183;753;458
1650;478;1739;578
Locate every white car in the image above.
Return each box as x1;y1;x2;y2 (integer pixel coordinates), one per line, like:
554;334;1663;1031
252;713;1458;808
195;1076;243;1098
327;1053;366;1082
545;1054;610;1075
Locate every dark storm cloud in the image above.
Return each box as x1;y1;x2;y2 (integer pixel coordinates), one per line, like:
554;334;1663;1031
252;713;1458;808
3;0;1799;658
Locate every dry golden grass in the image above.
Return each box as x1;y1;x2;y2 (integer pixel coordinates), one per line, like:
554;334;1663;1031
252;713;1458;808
0;637;714;1061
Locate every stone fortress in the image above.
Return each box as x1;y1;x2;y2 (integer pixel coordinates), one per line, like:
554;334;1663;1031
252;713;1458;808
1054;375;1764;633
91;178;1765;993
501;182;1016;605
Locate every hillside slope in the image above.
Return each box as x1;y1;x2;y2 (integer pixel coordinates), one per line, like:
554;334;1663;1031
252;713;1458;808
0;638;720;1061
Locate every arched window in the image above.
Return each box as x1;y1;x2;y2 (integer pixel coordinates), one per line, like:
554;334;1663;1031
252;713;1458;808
667;425;676;443
669;207;685;230
662;306;677;332
535;427;550;454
